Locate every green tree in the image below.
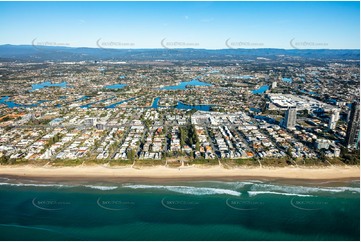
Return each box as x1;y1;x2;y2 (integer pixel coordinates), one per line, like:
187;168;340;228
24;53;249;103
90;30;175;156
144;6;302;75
127;149;136;161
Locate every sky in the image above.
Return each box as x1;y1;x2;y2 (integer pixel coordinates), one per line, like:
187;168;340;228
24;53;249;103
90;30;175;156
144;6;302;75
0;1;359;49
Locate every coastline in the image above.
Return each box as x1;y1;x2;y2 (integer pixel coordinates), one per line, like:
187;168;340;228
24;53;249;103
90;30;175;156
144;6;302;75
0;165;359;182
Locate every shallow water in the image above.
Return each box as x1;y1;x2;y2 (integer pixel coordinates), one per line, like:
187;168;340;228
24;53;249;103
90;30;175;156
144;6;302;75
0;178;359;240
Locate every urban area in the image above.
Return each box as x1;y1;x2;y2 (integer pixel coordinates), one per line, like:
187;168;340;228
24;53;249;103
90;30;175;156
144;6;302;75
0;55;359;167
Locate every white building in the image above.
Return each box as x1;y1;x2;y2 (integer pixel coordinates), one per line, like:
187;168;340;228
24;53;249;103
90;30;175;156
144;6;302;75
328;109;340;130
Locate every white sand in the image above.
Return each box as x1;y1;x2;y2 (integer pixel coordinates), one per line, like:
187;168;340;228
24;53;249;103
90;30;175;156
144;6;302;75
0;165;359;180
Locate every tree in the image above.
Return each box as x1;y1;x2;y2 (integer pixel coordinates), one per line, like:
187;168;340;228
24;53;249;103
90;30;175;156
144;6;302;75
167;133;172;140
179;127;186;147
0;155;9;164
286;147;292;157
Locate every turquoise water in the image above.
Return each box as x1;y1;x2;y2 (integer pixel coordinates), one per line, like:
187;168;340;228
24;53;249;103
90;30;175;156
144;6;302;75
252;85;269;94
104;83;127;89
0;178;359;240
31;81;67;91
161;79;212;90
150;97;161;108
175;101;213;111
0;96;46;108
150;97;214;111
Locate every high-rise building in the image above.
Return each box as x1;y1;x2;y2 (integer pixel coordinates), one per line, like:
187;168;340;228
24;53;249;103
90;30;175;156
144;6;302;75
271;81;277;89
284;107;297;129
345;102;360;149
328;108;340;130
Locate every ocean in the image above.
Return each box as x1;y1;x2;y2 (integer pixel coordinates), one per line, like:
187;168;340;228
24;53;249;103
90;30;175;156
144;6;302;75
0;178;359;240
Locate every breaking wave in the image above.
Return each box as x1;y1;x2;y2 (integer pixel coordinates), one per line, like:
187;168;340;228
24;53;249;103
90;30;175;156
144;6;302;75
122;184;241;196
0;182;72;188
250;183;360;195
248;191;313;197
83;185;118;191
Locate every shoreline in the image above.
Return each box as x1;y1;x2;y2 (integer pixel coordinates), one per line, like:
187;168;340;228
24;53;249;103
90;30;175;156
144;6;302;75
0;165;359;183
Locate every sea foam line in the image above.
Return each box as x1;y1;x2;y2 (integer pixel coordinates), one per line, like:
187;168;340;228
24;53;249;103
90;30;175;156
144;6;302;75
122;184;241;196
0;182;119;191
250;183;360;194
248;191;313;197
0;182;72;188
83;185;118;191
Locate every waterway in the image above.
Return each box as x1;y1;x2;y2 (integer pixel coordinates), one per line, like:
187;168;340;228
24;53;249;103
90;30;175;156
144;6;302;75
31;81;67;91
161;79;212;90
104;84;127;90
150;97;214;111
252;85;269;94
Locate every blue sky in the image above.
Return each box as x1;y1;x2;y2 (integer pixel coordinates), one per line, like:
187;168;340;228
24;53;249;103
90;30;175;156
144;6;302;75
0;1;359;49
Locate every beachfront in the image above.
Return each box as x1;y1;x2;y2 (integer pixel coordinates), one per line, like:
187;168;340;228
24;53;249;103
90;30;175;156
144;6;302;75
0;165;359;181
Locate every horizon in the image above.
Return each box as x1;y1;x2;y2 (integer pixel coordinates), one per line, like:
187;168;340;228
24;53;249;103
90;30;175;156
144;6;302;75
0;1;360;242
0;1;359;50
1;43;360;51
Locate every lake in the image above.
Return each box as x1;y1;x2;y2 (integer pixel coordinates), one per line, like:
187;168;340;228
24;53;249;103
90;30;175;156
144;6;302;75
104;84;127;90
161;79;212;90
175;101;213;111
252;85;269;94
150;97;214;111
31;81;67;91
0;96;42;108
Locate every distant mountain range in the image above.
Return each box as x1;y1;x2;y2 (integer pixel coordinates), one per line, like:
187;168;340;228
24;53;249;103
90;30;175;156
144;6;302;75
0;44;359;62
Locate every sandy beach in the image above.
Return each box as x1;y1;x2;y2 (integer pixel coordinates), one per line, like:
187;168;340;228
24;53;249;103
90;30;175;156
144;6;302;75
0;165;359;181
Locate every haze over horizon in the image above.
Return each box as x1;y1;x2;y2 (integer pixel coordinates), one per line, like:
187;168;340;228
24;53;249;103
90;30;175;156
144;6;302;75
0;1;359;50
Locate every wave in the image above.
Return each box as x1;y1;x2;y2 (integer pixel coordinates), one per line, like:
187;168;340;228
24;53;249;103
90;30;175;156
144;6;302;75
183;181;264;191
0;182;72;188
248;191;313;197
122;184;241;196
0;179;358;196
83;185;118;191
250;183;360;195
0;181;118;191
